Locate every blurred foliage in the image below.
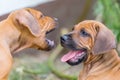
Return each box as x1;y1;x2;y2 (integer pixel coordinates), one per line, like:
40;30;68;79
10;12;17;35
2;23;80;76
9;62;50;80
94;0;120;42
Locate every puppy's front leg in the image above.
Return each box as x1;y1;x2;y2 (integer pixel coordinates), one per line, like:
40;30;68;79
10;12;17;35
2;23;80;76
0;48;13;80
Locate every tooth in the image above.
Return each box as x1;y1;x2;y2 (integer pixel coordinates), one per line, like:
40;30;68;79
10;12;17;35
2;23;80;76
54;17;58;21
51;40;54;46
48;40;54;46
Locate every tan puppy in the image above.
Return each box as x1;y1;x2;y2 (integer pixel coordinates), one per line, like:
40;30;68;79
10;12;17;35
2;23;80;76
60;20;120;80
0;8;56;80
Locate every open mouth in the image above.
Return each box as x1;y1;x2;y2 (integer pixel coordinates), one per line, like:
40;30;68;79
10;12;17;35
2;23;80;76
61;49;87;66
45;28;55;50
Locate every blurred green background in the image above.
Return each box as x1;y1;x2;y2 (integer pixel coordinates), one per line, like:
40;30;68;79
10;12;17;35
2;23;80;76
0;0;120;80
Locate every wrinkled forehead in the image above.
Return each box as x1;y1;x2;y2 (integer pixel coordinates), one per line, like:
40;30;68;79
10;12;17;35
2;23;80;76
74;22;94;32
73;20;103;37
74;20;106;31
75;21;96;29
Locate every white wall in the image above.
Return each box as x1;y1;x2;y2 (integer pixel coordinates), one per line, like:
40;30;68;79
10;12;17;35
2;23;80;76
0;0;53;16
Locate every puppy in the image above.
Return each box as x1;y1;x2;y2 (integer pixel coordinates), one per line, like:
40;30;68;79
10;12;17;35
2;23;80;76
60;20;120;80
0;8;56;80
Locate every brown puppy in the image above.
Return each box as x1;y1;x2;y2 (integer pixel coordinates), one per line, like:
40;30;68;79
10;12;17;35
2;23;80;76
60;20;120;80
0;8;56;80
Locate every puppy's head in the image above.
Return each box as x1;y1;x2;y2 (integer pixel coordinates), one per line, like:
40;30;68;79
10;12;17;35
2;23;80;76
60;20;116;66
9;8;56;51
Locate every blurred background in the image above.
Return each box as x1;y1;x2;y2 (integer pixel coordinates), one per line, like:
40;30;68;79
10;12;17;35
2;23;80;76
0;0;120;80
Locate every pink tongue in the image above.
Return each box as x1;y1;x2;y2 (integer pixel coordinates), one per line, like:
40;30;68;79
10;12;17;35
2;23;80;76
61;50;81;62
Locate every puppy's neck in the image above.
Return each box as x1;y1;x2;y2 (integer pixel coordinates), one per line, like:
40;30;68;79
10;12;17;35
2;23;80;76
0;19;25;53
82;50;120;76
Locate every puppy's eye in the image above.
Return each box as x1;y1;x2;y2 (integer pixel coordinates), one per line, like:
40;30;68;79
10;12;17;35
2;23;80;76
40;15;44;18
80;29;90;37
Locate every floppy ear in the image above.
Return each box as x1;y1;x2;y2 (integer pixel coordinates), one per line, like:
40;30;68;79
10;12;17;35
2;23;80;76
15;9;41;37
92;25;116;54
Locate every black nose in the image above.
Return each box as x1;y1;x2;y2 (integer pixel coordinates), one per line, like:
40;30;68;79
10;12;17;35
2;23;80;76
60;34;71;43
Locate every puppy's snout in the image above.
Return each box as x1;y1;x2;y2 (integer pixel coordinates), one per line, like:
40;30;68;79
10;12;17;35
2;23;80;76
61;34;71;43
